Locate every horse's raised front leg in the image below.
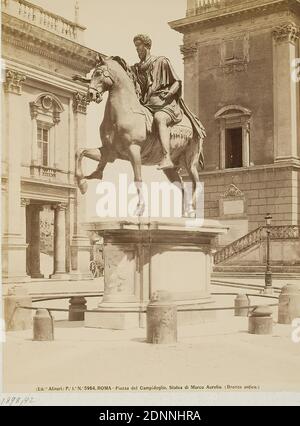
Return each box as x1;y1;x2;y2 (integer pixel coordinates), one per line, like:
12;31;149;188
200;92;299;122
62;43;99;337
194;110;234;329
128;144;145;217
75;147;107;195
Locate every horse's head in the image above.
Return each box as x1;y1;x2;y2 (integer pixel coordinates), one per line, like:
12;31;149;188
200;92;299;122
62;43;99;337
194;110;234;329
88;56;114;104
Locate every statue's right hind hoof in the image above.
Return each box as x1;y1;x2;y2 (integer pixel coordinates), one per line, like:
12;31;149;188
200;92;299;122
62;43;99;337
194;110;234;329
78;179;88;194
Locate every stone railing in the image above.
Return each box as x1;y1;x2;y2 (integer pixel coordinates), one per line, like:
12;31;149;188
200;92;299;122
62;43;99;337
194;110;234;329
1;0;85;43
214;225;300;265
30;165;57;178
186;0;263;17
186;0;226;16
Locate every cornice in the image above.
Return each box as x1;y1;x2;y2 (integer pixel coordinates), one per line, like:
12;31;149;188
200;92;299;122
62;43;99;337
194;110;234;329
1;13;99;73
169;0;300;33
3;58;88;95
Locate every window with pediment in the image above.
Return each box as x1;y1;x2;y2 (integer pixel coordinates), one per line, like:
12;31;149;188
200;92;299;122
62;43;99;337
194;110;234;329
215;105;252;170
30;93;64;171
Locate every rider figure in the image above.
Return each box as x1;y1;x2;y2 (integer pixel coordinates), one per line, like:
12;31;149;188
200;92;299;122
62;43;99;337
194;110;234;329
132;34;183;170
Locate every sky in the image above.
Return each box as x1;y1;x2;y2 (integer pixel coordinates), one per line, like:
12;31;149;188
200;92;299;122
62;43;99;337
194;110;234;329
30;0;187;218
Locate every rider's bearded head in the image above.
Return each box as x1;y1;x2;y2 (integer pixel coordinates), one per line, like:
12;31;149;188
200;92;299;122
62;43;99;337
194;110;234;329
133;34;152;61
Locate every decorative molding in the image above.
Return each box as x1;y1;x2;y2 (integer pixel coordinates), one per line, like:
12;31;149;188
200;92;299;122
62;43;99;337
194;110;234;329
3;69;26;94
52;203;68;211
30;104;39;119
30;92;64;123
215;105;252;120
221;61;248;74
20;198;30;207
73;92;89;114
30;165;57;178
53;112;61;125
220;33;250;74
170;0;297;33
273;23;300;44
180;43;198;60
223;184;244;198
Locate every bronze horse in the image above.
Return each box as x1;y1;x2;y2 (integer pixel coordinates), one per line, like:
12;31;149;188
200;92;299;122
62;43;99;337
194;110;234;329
73;56;205;217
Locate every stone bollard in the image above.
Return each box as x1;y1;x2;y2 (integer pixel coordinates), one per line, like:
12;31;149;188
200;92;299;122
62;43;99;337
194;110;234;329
278;284;300;324
234;294;249;317
68;297;87;321
4;286;32;331
248;306;273;335
146;291;177;344
33;309;54;341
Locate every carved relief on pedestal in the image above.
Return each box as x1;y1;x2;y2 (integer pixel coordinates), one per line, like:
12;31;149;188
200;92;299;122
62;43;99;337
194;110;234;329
104;245;135;296
4;69;26;95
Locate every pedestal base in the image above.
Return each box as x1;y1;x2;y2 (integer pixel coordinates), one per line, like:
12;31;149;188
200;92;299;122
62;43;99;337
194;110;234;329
83;218;227;330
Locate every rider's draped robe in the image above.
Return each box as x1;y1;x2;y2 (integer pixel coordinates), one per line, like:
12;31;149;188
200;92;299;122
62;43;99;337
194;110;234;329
131;55;206;168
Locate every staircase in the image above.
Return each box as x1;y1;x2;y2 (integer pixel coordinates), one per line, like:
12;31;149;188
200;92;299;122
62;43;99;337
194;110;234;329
214;225;300;271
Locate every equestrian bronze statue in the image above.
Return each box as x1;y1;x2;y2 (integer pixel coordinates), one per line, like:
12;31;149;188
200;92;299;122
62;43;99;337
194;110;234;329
73;34;206;217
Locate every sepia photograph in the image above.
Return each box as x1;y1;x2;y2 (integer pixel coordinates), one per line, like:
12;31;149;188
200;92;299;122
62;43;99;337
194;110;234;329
1;0;300;408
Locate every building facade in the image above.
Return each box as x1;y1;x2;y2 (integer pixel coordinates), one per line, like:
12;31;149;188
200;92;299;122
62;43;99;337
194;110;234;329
1;0;99;287
170;0;300;245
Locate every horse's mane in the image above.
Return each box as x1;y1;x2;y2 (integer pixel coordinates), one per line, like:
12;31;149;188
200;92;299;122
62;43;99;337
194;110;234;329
111;56;130;73
111;56;141;99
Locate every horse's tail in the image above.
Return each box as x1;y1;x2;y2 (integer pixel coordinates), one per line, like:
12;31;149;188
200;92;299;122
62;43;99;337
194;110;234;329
198;144;204;170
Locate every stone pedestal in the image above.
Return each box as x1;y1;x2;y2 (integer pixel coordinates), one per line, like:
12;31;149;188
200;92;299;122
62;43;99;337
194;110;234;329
4;286;32;331
70;235;92;280
85;218;228;329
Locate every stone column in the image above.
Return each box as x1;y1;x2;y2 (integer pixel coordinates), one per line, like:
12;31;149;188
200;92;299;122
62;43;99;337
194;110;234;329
30;103;39;166
180;43;198;114
70;92;92;280
273;23;300;163
28;205;44;279
51;203;69;279
2;69;29;284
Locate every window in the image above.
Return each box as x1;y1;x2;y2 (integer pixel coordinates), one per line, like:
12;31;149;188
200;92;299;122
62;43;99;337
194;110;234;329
215;105;252;170
220;34;250;73
224;39;245;62
30;93;64;172
37;125;50;167
225;128;243;169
